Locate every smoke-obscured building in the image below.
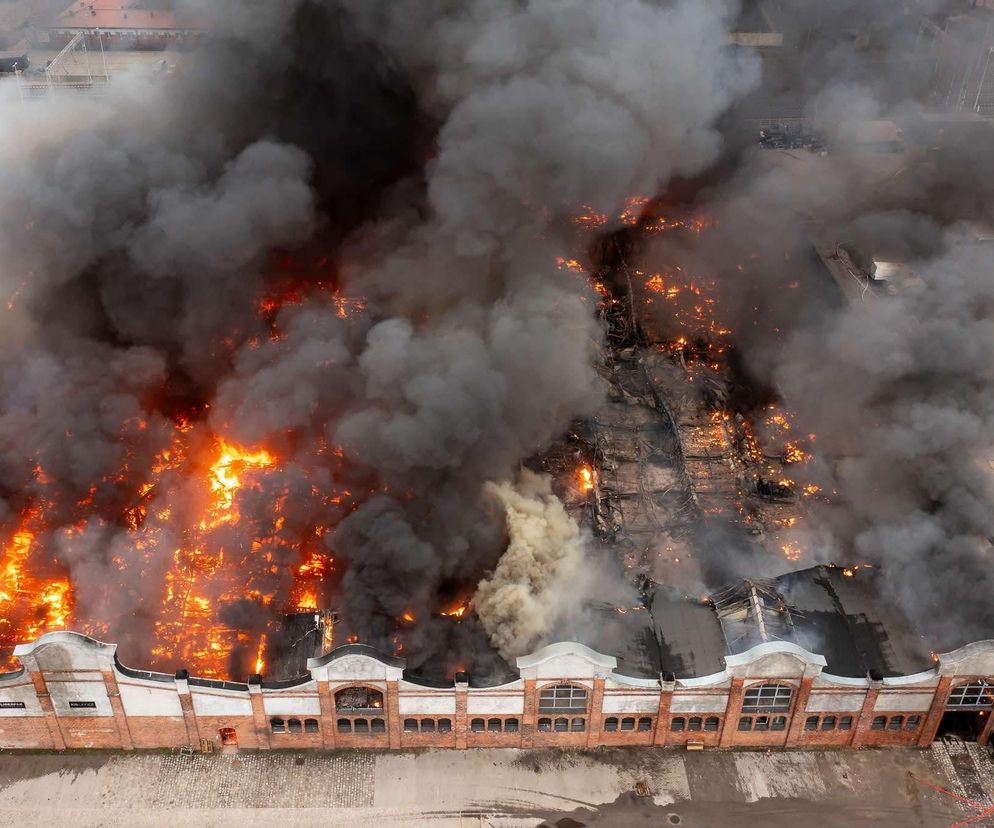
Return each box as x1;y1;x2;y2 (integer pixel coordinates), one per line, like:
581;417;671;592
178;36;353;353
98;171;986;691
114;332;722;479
3;564;993;753
45;1;202;50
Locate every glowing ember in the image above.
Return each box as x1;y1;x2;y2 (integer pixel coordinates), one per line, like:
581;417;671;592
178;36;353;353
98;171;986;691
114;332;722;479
254;634;267;675
440;601;470;619
578;465;595;493
781;541;802;562
555;256;586;273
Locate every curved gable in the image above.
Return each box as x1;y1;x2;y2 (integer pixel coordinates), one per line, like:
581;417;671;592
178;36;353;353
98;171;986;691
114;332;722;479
724;641;826;679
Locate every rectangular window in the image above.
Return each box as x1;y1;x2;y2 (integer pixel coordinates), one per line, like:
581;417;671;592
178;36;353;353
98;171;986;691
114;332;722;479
68;701;97;709
742;684;793;714
538;685;588;713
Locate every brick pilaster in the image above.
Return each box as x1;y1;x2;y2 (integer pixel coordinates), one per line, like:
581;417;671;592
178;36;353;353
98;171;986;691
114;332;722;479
851;686;880;748
521;679;537;748
719;678;744;748
103;670;133;750
585;678;605;747
653;682;673;746
318;680;337;749
386;680;402;749
918;676;952;747
248;676;270;750
30;670;65;751
454;680;468;750
175;671;200;747
784;677;814;747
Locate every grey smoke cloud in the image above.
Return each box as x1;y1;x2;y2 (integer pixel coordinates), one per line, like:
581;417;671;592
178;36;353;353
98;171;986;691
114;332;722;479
0;0;764;675
649;0;994;650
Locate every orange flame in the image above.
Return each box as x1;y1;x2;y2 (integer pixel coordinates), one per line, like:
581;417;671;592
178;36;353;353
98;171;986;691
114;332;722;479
578;465;595;493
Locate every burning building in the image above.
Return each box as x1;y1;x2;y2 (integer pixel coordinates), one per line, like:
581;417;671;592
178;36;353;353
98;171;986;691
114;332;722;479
4;564;994;752
4;0;994;756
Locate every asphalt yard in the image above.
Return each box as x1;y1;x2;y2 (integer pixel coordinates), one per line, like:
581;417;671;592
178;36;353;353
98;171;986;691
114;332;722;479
0;741;991;826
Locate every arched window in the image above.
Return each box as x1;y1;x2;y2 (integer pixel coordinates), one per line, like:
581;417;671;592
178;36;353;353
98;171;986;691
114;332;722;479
304;718;319;733
505;718;519;732
288;718;302;734
771;716;787;731
487;718;501;732
688;717;702;732
404;718;417;732
637;717;652;732
820;716;836;731
948;680;994;709
471;718;485;732
554;717;569;732
704;717;720;732
620;717;635;731
888;715;904;730
539;684;588;713
738;716;753;731
337;718;352;733
839;715;853;731
742;683;793;713
605;717;619;732
270;717;286;733
906;715;921;730
804;716;819;731
438;718;452;733
421;719;436;732
871;716;886;730
354;719;369;733
671;717;685;732
371;718;385;733
335;687;384;713
538;717;552;732
571;718;585;732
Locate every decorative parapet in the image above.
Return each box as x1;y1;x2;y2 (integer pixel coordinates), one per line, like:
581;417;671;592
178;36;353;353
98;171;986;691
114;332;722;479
516;642;616;680
13;631;117;672
724;641;827;680
937;640;994;678
307;643;406;683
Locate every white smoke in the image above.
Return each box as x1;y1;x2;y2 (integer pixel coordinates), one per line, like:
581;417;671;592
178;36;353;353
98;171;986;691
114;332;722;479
473;469;588;659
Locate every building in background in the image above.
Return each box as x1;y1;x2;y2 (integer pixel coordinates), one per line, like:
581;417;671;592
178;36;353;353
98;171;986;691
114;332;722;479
44;1;202;50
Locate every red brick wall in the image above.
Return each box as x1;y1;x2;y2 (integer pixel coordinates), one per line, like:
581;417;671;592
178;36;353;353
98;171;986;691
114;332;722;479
0;717;56;749
193;715;259;749
856;712;925;747
1;659;970;752
126;716;188;749
60;716;121;749
269;731;323;749
400;729;458;749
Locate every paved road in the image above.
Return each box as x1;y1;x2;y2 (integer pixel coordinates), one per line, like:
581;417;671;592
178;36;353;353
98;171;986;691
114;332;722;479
0;743;988;826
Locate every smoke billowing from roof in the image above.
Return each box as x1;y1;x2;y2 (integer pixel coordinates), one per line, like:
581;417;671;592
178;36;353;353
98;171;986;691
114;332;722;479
662;0;994;650
0;0;756;675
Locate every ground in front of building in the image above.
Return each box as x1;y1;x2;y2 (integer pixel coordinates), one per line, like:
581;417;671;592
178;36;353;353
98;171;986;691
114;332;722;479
1;741;992;827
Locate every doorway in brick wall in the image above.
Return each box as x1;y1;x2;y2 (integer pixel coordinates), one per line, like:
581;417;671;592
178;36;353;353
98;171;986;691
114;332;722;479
219;727;238;748
937;710;990;743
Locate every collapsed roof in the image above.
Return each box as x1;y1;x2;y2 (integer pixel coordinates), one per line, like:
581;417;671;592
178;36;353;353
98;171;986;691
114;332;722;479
574;563;934;681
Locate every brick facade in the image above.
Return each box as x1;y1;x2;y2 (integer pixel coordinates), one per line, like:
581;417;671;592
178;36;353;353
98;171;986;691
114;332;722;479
2;633;994;753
